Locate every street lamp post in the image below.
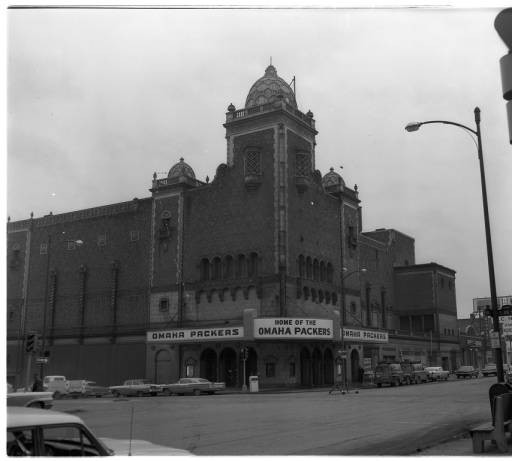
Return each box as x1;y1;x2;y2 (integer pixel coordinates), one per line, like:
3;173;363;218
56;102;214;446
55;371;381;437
405;107;504;382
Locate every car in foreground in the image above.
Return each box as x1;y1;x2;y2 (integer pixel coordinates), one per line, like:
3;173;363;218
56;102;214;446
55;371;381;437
7;407;192;456
481;363;497;377
455;365;479;379
374;363;405;387
7;391;54;409
424;366;450;381
161;377;226;396
109;379;161;397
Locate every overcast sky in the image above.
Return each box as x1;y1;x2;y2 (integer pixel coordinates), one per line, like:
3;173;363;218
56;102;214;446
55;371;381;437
6;5;512;318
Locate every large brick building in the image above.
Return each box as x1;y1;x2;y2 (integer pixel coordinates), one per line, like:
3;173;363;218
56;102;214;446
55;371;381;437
7;65;462;389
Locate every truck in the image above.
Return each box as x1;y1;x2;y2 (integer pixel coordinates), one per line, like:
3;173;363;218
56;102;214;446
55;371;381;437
374;363;405;387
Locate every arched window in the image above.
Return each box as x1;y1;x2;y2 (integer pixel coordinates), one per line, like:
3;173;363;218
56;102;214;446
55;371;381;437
306;257;312;279
325;292;331;304
332;293;338;305
212;257;221;280
326;263;333;283
200;258;210;281
318;290;324;303
311;289;317;302
237;254;246;278
224;255;234;279
313;259;319;281
248;252;258;278
298;255;305;277
303;286;310;300
320;262;326;282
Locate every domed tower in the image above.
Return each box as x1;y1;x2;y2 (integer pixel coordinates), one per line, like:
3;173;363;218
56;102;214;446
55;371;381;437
223;64;318;316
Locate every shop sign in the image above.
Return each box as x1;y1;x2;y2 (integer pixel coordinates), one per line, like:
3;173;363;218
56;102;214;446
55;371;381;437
342;328;388;343
254;318;333;339
147;327;244;342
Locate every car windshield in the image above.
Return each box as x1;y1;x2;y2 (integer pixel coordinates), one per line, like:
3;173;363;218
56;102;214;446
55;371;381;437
459;366;472;371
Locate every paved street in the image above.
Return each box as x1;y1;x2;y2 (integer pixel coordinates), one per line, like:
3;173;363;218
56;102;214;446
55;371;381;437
52;377;495;456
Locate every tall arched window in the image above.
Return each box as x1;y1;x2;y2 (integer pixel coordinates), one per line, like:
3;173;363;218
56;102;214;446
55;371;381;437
248;252;258;277
212;257;221;280
313;259;319;281
200;258;210;281
306;257;312;279
298;255;305;277
327;263;333;283
224;255;234;279
237;254;246;278
320;262;326;282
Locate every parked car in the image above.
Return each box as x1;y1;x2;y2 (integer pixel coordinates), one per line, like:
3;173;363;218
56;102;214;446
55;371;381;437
42;375;70;399
410;363;429;383
7;391;54;409
109;379;161;397
481;363;497;377
68;380;110;398
161;378;226;396
455;365;479;379
7;407;191;456
374;363;405;387
424;366;450;381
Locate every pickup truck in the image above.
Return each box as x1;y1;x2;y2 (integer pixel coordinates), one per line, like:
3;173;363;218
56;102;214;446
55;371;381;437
161;378;226;396
68;380;110;398
109;379;161;397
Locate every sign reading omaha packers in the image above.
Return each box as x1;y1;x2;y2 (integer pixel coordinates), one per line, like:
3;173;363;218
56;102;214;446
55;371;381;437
343;328;388;343
254;318;333;339
147;327;244;342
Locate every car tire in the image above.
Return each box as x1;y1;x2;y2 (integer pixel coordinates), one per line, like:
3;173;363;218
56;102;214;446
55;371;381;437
377;383;382;388
113;391;120;398
136;391;143;397
193;389;201;396
53;391;61;400
163;388;171;396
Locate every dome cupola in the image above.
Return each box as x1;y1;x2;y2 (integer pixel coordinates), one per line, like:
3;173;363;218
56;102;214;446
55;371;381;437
322;167;345;192
168;157;196;180
245;65;297;109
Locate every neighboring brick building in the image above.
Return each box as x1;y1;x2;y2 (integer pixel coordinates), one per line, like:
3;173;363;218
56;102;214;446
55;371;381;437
7;65;462;388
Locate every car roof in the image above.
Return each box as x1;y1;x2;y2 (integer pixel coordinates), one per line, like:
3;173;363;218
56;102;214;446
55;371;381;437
7;407;85;428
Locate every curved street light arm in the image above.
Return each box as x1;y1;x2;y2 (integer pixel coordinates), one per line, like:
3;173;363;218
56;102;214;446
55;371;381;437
417;120;477;136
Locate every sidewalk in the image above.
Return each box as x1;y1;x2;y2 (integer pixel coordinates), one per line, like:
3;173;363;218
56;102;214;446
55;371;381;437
416;432;511;456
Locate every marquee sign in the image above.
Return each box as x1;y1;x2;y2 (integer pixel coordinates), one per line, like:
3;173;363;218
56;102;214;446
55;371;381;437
342;328;388;343
254;318;333;339
147;327;244;342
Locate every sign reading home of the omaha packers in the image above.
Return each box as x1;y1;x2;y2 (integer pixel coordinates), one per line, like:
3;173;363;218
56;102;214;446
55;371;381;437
254;318;333;339
147;327;244;342
343;328;388;343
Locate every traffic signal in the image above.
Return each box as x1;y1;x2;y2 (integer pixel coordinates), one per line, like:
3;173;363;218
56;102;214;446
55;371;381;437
25;333;38;353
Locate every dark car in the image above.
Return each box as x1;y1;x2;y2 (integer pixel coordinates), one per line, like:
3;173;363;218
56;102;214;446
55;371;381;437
374;363;404;387
455;365;479;379
481;364;497;377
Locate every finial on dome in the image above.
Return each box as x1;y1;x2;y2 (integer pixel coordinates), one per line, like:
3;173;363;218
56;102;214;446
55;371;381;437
30;212;33;219
306;110;314;118
227;103;236;112
153;171;157;180
265;64;277;77
354;184;358;192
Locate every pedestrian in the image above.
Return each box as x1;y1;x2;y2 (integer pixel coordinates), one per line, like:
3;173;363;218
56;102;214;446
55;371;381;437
358;366;364;383
32;374;43;392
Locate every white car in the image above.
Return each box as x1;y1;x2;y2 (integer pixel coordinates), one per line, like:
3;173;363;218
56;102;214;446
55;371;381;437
424;366;450;381
109;379;162;397
7;407;192;456
7;391;54;409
